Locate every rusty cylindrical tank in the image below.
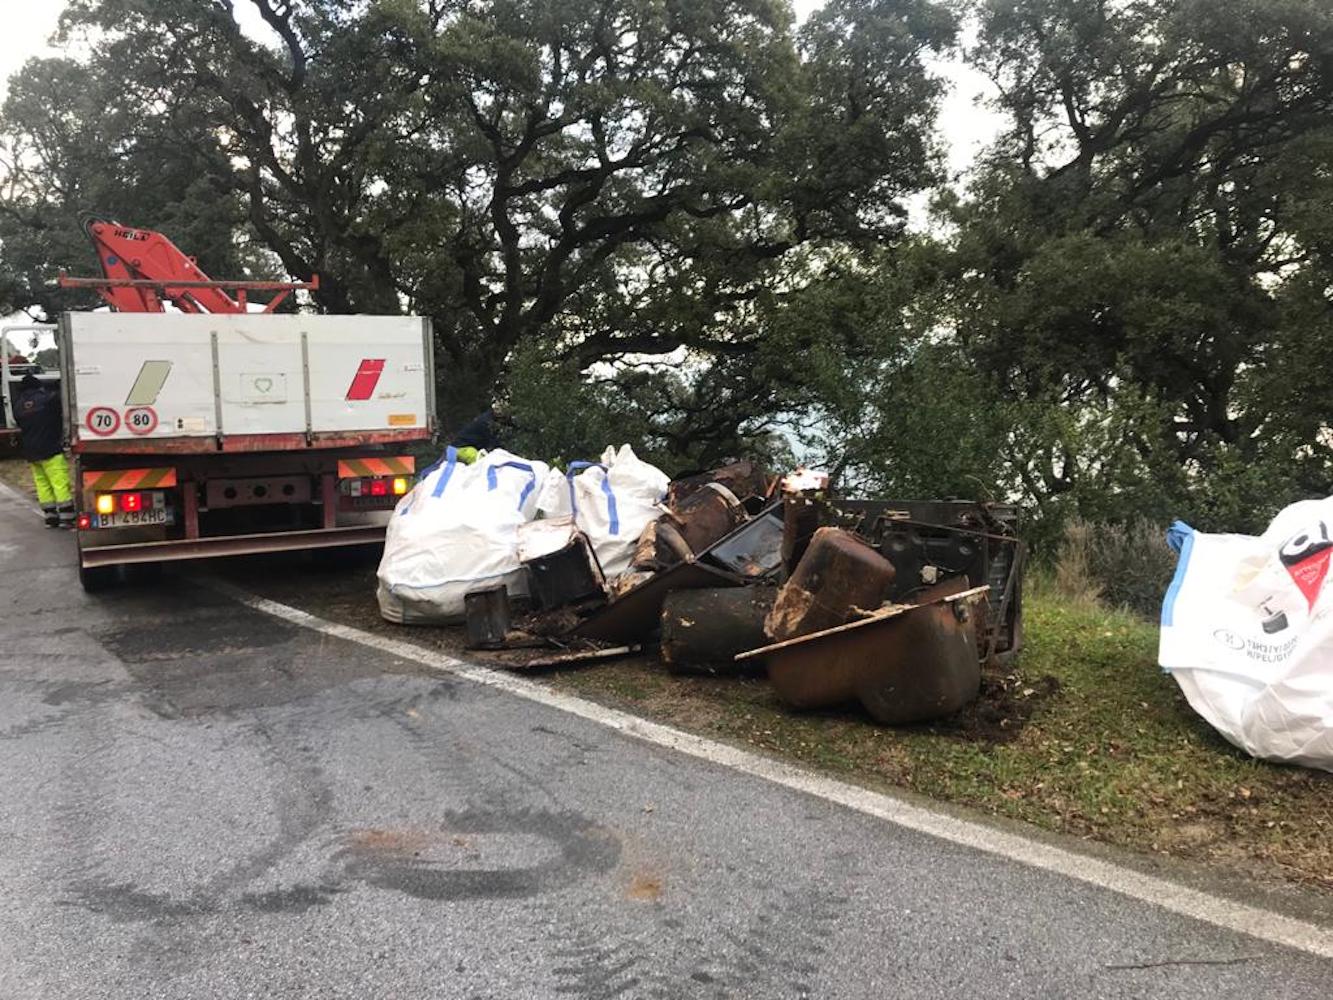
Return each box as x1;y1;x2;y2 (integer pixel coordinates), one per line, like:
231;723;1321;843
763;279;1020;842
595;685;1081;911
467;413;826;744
764;527;896;642
758;584;986;725
661;586;777;675
668;483;748;554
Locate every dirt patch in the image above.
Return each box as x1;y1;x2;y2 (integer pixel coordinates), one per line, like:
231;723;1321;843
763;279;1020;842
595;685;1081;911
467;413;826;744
346;828;441;855
918;665;1062;745
626;871;665;901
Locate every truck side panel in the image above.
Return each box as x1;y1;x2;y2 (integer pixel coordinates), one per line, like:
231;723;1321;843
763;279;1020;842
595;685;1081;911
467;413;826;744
301;322;431;434
66;314;433;448
68;317;215;441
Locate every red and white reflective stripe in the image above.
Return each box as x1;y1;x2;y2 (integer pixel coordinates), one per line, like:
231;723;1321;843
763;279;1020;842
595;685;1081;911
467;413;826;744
346;359;385;401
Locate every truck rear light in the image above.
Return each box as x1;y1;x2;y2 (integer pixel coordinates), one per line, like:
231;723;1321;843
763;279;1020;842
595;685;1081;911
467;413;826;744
119;492;144;512
76;514;92;530
370;478;388;497
392;477;409;495
349;479;363;497
96;494;115;515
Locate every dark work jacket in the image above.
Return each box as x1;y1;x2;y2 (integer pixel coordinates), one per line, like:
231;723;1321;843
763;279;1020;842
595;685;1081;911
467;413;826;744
453;409;502;451
13;385;63;462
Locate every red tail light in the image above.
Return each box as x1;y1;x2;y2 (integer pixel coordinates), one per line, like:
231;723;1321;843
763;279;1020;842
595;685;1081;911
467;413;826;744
369;478;388;497
119;492;143;512
76;514;91;530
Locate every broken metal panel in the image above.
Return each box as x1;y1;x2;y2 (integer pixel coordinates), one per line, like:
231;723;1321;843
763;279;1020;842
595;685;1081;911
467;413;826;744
764;527;896;642
567;560;745;644
661;586;777;675
697;503;784;579
739;586;989;725
805;498;1025;660
525;536;606;611
517;516;608;612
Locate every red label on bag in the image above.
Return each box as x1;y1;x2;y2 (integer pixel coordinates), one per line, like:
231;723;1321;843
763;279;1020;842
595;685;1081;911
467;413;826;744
1286;548;1332;610
1280;522;1333;610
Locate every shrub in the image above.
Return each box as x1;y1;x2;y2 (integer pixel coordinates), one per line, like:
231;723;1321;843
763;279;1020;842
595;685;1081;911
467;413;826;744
1054;518;1177;619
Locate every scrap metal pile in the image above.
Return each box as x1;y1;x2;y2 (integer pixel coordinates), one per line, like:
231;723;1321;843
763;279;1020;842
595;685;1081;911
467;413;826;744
378;448;1025;725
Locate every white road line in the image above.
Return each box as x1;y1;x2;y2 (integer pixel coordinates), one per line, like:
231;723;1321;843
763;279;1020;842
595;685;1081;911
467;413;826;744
215;580;1333;960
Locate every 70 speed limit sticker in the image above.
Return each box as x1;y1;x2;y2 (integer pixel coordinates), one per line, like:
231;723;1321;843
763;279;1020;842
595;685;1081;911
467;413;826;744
84;406;121;436
124;406;159;435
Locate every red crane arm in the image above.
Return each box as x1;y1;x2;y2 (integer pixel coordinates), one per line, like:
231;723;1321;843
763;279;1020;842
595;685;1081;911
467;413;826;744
57;218;317;314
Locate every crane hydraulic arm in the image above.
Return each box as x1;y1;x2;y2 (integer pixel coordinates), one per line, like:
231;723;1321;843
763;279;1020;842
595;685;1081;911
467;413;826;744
57;217;317;314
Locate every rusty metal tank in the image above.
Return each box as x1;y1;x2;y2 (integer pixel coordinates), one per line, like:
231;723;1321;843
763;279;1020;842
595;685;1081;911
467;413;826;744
740;583;988;725
668;482;748;554
661;586;777;675
764;527;896;642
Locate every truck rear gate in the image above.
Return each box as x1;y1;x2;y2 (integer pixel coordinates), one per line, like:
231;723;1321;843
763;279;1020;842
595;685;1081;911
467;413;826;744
63;312;435;580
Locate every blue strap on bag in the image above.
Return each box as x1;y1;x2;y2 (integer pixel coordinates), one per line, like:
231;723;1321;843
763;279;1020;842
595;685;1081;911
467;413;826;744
566;461;620;535
428;446;460;498
1160;520;1196;628
487;460;538;511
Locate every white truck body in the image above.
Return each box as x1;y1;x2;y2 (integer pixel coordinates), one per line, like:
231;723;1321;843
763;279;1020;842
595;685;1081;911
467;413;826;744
62;313;433;446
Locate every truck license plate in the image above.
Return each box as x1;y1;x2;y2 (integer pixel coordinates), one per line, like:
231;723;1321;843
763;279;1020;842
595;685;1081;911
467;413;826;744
94;510;174;529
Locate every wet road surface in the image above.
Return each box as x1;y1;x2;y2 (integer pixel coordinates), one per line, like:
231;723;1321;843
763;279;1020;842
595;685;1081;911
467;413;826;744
1;488;1331;998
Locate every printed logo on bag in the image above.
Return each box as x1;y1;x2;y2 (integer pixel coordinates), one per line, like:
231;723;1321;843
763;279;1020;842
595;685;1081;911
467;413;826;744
1212;629;1246;651
1279;522;1333;610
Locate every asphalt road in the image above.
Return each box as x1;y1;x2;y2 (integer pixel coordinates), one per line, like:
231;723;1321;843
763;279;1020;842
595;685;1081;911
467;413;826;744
1;488;1331;998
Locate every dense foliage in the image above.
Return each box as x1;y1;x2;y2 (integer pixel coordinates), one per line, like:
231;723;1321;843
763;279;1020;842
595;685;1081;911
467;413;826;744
1;0;1330;538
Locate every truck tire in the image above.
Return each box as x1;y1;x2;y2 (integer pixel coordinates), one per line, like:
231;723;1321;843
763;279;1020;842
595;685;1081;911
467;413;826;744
78;562;117;593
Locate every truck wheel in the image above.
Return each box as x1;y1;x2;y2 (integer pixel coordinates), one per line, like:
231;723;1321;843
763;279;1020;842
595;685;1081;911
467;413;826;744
78;562;117;593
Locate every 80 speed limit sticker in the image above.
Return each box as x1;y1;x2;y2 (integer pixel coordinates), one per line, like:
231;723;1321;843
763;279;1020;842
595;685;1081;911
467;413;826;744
124;406;159;435
84;406;121;436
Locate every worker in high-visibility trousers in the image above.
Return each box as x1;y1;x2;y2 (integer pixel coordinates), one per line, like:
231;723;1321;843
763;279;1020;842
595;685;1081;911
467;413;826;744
13;374;73;528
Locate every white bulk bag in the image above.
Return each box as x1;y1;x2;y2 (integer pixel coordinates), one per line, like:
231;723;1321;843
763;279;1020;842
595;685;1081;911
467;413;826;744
1159;499;1333;771
377;447;548;624
539;444;668;579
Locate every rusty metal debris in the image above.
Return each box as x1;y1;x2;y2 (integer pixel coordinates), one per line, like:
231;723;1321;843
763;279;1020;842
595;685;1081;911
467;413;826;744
764;527;896;642
569;559;745;644
439;456;1031;732
464;586;510;650
517;644;642;670
781;494;823;575
660;586;776;675
796;499;1025;661
666;460;772;510
522;531;606;611
738;584;990;724
665;482;748;554
697;504;784;579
